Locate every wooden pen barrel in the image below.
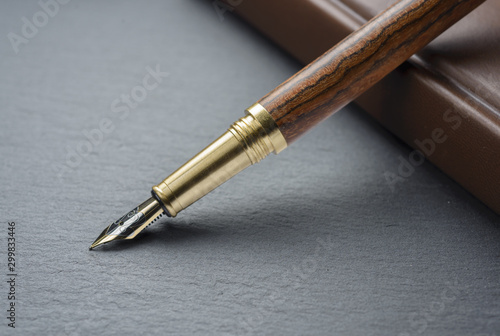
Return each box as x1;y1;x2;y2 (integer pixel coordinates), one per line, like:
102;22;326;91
259;0;486;144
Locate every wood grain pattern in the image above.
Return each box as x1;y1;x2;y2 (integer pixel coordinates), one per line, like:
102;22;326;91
259;0;486;143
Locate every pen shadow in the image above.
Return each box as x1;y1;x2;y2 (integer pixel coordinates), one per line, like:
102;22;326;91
131;176;500;251
130;159;498;252
93;224;221;252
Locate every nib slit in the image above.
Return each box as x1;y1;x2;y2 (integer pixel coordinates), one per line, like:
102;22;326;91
89;197;164;250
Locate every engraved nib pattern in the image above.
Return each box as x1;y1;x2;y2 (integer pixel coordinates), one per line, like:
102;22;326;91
89;197;165;250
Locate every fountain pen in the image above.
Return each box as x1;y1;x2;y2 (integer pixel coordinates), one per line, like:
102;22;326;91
90;0;485;249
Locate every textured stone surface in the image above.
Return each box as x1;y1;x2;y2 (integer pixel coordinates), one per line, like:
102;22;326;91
0;0;499;335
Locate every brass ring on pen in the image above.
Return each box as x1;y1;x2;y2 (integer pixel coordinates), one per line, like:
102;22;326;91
152;103;287;217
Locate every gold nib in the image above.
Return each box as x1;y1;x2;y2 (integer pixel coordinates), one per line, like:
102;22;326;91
89;197;164;250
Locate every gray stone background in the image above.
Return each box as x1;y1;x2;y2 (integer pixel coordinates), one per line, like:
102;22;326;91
0;0;499;335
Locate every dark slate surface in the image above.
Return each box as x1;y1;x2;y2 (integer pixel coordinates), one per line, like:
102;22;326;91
0;0;499;335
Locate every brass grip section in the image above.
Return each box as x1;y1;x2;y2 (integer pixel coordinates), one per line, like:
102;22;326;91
152;103;287;217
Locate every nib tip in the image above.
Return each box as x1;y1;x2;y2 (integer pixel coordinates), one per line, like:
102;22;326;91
89;196;164;250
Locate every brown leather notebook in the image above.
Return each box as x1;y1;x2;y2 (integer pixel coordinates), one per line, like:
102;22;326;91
220;0;500;214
